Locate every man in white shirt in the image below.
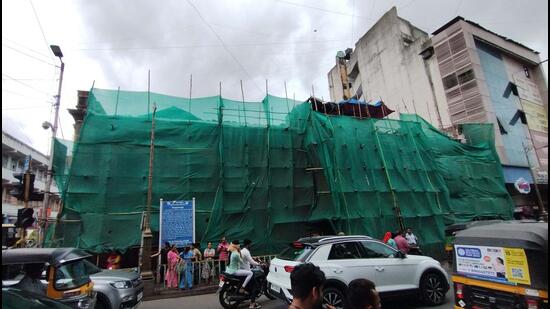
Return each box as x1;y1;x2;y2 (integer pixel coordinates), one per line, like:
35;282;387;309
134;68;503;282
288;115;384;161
241;239;260;271
405;228;418;246
241;239;262;309
13;263;46;295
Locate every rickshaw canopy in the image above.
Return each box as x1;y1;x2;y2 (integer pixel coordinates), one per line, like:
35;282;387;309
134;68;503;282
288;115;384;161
2;248;91;267
454;221;547;252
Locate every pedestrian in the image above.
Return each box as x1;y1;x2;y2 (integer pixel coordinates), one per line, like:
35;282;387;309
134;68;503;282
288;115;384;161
192;243;202;285
394;231;410;254
217;236;230;273
179;246;193;290
405;227;418;247
151;241;171;285
289;263;335;309
106;252;121;270
382;231;397;250
165;245;180;288
347;278;381;309
203;242;216;284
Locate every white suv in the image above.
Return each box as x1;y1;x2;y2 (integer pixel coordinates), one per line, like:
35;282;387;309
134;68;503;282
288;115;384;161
267;235;449;308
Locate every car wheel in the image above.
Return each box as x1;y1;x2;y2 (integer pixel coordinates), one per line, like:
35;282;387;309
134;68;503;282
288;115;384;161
323;287;346;309
420;272;446;306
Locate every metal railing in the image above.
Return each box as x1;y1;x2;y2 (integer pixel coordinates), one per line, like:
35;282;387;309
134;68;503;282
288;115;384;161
157;254;277;288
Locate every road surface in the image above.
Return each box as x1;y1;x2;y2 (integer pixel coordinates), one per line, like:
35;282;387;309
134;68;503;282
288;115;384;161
141;292;454;309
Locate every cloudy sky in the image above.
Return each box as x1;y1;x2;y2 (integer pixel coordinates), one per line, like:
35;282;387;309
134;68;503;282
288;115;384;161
2;0;548;154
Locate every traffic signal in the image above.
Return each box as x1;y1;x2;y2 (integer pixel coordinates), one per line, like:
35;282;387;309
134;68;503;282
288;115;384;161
15;208;35;228
9;172;43;201
9;173;25;200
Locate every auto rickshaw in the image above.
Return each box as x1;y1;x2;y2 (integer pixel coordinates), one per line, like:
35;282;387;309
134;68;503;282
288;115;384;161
444;219;503;263
452;221;547;309
2;248;97;309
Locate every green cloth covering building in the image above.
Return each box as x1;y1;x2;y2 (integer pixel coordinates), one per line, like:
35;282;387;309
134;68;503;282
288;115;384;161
45;88;514;258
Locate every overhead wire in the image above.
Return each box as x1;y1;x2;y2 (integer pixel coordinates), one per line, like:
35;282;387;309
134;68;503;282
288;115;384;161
2;73;53;96
2;37;52;59
2;88;52;101
2;44;56;66
28;0;55;62
275;0;374;20
2;105;51;111
185;0;263;94
73;38;350;51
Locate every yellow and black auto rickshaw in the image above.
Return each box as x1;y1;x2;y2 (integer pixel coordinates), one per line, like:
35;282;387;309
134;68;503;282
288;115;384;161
2;248;96;308
444;219;504;263
452;221;547;309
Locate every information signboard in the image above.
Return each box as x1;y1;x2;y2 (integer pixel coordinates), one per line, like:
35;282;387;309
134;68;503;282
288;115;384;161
159;198;195;248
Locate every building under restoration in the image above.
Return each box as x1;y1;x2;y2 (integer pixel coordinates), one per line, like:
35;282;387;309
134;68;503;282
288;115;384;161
46;88;514;257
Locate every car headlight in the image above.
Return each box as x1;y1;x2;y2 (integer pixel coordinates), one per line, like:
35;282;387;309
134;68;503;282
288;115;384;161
110;280;133;289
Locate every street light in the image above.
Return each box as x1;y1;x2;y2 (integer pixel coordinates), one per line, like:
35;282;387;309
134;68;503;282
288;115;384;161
50;45;64;58
39;45;65;247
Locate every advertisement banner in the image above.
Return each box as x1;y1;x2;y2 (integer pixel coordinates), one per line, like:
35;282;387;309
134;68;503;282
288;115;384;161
455;245;531;285
521;99;548;133
159;198;195;248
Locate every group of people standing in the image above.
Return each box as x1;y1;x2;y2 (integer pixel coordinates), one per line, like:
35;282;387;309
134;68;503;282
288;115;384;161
382;227;419;254
152;236;259;292
153;241;218;290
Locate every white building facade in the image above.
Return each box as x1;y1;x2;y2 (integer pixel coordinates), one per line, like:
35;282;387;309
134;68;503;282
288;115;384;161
2;131;60;223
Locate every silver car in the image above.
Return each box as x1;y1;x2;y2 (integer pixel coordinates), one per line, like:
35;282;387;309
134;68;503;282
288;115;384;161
83;260;144;309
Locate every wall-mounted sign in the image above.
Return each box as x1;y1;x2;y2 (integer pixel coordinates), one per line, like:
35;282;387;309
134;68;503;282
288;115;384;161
514;177;531;194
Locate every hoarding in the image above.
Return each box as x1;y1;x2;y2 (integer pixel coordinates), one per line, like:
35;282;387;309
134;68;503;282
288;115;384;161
455;244;531;285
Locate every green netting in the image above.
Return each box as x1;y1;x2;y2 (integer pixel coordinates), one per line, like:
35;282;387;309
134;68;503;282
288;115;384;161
45;88;513;257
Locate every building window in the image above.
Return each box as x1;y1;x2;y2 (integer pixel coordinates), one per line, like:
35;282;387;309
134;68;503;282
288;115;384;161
2;156;7;168
509;110;527;126
443;74;458;90
457;69;475;85
497;118;508;134
524;66;530;78
503;82;519;98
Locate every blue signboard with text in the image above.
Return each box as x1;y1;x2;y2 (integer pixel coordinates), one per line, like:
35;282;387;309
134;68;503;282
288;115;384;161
159;199;195;248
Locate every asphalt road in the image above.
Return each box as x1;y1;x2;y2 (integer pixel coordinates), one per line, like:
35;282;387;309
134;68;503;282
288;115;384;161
141;292;454;309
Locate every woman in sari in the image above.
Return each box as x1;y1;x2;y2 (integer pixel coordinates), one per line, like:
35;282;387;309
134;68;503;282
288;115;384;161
165;245;180;288
382;231;398;250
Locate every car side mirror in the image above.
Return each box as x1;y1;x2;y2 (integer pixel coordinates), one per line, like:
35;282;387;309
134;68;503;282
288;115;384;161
397;251;406;259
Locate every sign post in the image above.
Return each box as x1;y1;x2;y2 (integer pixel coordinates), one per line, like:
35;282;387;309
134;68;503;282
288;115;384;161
159;199;195;248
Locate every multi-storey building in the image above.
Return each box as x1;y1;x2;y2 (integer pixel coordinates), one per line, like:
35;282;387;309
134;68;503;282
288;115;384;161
328;7;548;216
2;131;60;223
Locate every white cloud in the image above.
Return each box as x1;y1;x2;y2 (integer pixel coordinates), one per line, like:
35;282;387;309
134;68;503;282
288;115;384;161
2;0;548;153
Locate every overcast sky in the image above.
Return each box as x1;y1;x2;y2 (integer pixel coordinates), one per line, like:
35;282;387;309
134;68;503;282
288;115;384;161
2;0;548;154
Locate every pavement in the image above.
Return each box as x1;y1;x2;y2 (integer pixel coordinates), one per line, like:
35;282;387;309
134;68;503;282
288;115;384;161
141;289;454;309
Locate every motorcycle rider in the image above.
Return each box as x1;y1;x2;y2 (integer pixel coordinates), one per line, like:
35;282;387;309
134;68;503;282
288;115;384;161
226;240;253;295
241;239;262;309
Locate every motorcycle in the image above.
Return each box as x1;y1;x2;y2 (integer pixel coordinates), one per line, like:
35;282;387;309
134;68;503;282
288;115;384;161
218;263;275;309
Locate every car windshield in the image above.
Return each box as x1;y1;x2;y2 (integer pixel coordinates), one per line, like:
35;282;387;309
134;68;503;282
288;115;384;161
2;288;71;309
82;260;102;275
278;244;313;261
54;260;90;291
